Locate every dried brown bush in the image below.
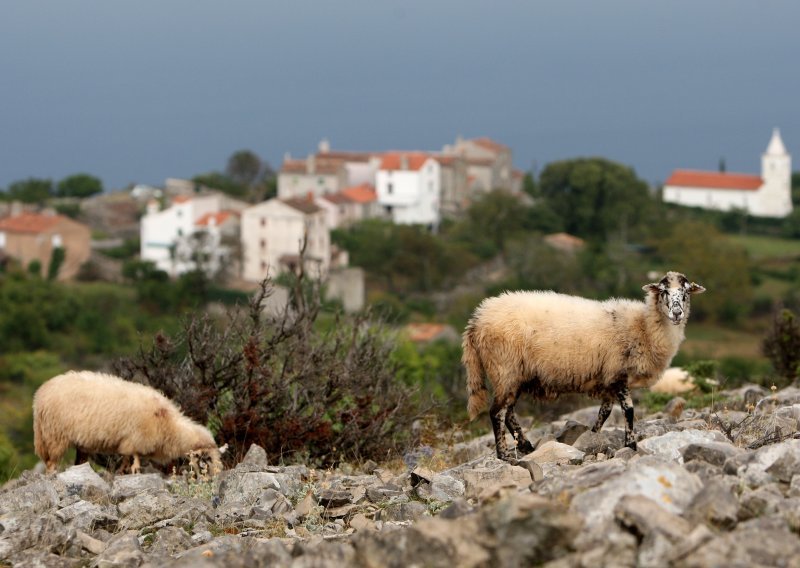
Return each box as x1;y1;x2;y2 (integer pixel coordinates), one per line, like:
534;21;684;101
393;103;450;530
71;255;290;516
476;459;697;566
114;255;422;467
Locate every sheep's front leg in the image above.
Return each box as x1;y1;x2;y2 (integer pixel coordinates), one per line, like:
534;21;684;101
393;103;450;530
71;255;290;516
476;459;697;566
592;398;614;432
490;400;512;461
505;405;534;455
616;387;637;450
131;454;141;474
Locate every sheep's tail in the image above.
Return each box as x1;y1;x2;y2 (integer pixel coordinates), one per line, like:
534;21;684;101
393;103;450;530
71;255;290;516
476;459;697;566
33;401;47;463
463;322;489;420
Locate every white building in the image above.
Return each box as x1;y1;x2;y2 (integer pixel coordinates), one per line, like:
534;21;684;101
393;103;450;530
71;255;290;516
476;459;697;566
240;197;330;281
663;129;792;218
375;152;441;228
140;193;245;277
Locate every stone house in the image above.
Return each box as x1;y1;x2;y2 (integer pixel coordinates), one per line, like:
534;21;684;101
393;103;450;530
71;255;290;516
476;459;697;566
442;136;522;195
316;183;381;229
0;212;91;280
277;140;384;201
240;196;331;281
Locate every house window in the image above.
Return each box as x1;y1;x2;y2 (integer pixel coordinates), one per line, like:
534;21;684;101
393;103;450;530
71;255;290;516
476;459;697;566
318;177;325;185
177;228;183;236
428;181;434;193
387;182;393;195
261;261;267;271
260;217;266;227
260;239;266;249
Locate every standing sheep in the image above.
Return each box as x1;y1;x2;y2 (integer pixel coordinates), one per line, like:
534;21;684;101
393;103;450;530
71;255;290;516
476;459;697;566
33;371;223;474
463;271;705;460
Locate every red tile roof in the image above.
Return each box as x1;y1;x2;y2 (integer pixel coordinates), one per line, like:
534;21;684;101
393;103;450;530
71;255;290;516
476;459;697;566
283;196;323;215
281;158;343;175
341;183;377;204
196;211;237;227
322;193;352;205
433;155;458;166
665;170;762;191
380;152;431;171
316;151;376;162
172;195;192;204
544;232;585;252
404;323;457;343
471;137;509;154
0;213;63;234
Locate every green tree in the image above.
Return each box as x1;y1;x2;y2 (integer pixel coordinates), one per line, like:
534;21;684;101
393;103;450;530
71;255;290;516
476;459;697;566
332;220;400;289
447;190;531;259
505;236;581;293
538;158;656;242
56;173;103;198
192;172;247;198
791;172;800;206
47;247;65;280
654;220;752;322
226;150;262;187
5;178;53;203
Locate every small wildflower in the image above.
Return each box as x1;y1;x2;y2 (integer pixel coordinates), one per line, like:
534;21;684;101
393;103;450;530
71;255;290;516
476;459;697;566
771;384;778;393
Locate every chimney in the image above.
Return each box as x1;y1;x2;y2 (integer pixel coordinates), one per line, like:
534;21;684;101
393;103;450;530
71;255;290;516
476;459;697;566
400;154;409;170
306;154;316;175
318;138;330;154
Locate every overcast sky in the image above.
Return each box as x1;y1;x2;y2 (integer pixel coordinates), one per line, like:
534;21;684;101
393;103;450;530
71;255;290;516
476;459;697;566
1;1;798;191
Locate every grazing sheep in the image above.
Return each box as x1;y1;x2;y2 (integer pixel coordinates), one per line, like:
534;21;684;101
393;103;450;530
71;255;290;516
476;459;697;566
463;271;705;460
33;371;223;474
650;367;696;395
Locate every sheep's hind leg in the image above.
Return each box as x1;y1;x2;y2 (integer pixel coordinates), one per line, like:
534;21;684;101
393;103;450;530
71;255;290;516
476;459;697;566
616;387;637;451
592;398;613;432
490;400;513;461
505;405;534;455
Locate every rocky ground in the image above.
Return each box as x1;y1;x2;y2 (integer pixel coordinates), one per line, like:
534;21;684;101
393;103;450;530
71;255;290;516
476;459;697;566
4;384;800;567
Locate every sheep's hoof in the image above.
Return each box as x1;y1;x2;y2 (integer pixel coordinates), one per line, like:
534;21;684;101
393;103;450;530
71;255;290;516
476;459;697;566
496;451;514;462
626;440;638;451
517;440;535;455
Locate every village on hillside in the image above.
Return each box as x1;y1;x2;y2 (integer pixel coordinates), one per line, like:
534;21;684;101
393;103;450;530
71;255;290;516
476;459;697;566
0;130;791;312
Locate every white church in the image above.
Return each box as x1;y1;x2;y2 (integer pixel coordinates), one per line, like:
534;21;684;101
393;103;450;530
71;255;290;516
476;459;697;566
662;129;792;218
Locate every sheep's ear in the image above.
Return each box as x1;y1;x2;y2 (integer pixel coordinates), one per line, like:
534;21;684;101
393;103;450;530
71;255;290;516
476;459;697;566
218;443;228;455
688;282;706;295
642;283;661;294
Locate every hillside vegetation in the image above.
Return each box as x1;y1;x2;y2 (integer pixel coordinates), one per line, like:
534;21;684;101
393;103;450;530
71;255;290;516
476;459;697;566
2;157;800;482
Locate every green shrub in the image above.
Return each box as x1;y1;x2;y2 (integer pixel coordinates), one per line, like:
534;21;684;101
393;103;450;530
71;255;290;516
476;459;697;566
762;307;800;387
684;360;718;393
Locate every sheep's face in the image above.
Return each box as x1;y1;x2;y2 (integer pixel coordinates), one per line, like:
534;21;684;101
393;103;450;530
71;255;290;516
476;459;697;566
187;446;224;476
643;271;705;325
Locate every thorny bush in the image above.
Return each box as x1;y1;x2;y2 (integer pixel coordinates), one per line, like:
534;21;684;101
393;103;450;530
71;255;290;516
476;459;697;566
114;258;423;468
762;307;800;387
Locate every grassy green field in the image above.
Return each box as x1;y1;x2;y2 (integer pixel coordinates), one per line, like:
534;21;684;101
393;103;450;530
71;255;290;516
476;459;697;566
728;234;800;261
